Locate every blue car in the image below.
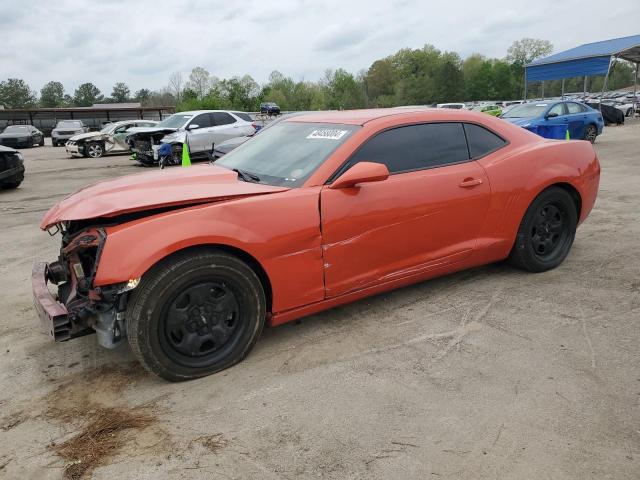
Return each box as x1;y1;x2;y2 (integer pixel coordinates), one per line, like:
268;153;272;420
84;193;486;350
501;100;604;143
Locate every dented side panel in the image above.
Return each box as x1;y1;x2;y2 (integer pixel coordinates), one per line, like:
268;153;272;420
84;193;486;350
95;187;326;313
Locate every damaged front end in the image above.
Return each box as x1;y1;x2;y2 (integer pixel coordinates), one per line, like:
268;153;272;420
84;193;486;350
126;129;179;166
32;224;138;349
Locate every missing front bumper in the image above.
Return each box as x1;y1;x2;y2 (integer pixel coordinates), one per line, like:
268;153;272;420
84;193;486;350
32;262;72;341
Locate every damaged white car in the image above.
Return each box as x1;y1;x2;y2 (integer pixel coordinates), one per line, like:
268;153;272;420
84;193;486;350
126;110;257;166
65;120;158;158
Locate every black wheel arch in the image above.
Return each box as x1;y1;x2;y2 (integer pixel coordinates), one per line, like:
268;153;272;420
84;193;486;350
552;182;582;220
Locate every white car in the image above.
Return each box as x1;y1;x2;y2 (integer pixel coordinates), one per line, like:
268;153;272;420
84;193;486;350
436;103;466;109
127;110;257;166
65;120;159;158
605;100;636;117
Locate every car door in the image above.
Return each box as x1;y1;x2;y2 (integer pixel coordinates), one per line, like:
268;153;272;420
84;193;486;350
210;112;243;146
565;102;587;139
111;122;136;150
320;122;491;298
185;113;214;153
543;102;568;130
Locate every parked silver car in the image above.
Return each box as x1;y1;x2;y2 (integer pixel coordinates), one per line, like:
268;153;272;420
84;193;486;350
127;110;256;166
65;120;158;158
51;120;89;146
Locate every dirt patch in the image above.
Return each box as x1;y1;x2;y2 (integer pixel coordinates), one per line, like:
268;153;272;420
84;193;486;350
41;362;160;479
189;433;228;454
51;406;155;480
0;411;28;432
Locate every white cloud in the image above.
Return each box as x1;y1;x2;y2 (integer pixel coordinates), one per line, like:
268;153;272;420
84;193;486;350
1;0;639;96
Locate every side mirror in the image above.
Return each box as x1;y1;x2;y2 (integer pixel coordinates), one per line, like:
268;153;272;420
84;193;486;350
188;124;200;130
330;162;389;189
546;112;558;119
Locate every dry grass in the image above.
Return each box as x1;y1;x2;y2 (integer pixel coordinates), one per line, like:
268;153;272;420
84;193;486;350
52;406;155;480
41;363;158;479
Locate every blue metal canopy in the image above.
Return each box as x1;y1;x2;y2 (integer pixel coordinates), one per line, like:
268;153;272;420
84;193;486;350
526;34;640;82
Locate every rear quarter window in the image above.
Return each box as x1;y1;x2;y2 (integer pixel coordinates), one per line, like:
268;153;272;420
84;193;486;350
233;112;253;122
463;123;507;158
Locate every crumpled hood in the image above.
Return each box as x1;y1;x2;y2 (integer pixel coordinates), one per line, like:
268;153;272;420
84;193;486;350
41;165;289;229
69;131;102;142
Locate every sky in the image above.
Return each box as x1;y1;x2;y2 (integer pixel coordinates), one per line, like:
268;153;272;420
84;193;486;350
1;0;639;96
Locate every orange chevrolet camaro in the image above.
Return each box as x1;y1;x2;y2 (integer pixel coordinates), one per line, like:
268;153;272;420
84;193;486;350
33;108;600;381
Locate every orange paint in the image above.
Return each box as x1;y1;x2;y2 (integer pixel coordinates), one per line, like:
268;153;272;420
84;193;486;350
40;108;600;328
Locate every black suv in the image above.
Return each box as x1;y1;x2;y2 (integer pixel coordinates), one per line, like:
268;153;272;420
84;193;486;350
0;145;25;189
260;102;280;116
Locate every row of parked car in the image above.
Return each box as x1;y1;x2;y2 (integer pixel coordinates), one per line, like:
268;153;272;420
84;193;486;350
0;97;608;181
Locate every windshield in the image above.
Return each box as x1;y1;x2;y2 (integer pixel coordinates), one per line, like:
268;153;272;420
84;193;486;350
155;113;193;129
4;126;29;132
57;121;82;128
100;123;117;133
502;103;548;118
216;122;359;187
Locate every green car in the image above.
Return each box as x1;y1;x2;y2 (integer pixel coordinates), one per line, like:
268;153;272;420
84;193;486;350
472;104;502;116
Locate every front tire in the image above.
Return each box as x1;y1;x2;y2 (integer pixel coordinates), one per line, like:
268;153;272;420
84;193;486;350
126;250;266;381
86;142;104;158
508;187;577;272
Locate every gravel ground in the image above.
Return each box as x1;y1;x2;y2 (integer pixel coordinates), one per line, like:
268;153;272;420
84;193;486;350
0;128;638;479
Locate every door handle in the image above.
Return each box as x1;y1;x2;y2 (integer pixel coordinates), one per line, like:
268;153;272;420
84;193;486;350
459;178;483;188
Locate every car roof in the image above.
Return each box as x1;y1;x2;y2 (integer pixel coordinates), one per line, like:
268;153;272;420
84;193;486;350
172;110;239;115
285;107;484;126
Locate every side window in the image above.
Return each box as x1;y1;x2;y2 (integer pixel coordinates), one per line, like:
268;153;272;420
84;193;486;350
463;123;507;158
548;103;565;116
212;112;237;126
567;102;584;114
566;102;582;114
189;113;212;129
347;123;469;174
233;112;253;122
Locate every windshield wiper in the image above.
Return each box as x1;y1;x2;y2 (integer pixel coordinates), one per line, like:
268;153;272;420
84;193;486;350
232;168;261;183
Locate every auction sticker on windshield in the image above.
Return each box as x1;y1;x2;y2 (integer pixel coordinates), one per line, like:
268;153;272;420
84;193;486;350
307;129;348;140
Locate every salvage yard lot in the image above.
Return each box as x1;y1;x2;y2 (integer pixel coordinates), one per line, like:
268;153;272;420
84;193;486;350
0;127;639;479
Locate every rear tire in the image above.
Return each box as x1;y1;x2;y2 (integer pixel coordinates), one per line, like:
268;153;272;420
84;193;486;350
584;124;597;143
508;187;577;272
126;250;266;381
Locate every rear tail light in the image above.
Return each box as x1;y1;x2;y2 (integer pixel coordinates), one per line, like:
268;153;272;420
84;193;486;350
251;122;258;130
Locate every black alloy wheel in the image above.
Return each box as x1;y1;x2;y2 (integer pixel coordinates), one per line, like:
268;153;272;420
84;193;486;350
126;250;266;381
160;281;242;367
509;187;577;272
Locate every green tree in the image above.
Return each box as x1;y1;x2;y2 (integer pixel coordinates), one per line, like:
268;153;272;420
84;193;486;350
39;81;65;107
364;59;397;105
506;38;553;65
111;82;130;103
0;78;37;108
437;52;464;102
187;67;212;100
73;83;103;106
134;88;151;105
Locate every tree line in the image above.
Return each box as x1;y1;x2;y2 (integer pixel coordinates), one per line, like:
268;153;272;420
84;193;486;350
1;38;636;111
